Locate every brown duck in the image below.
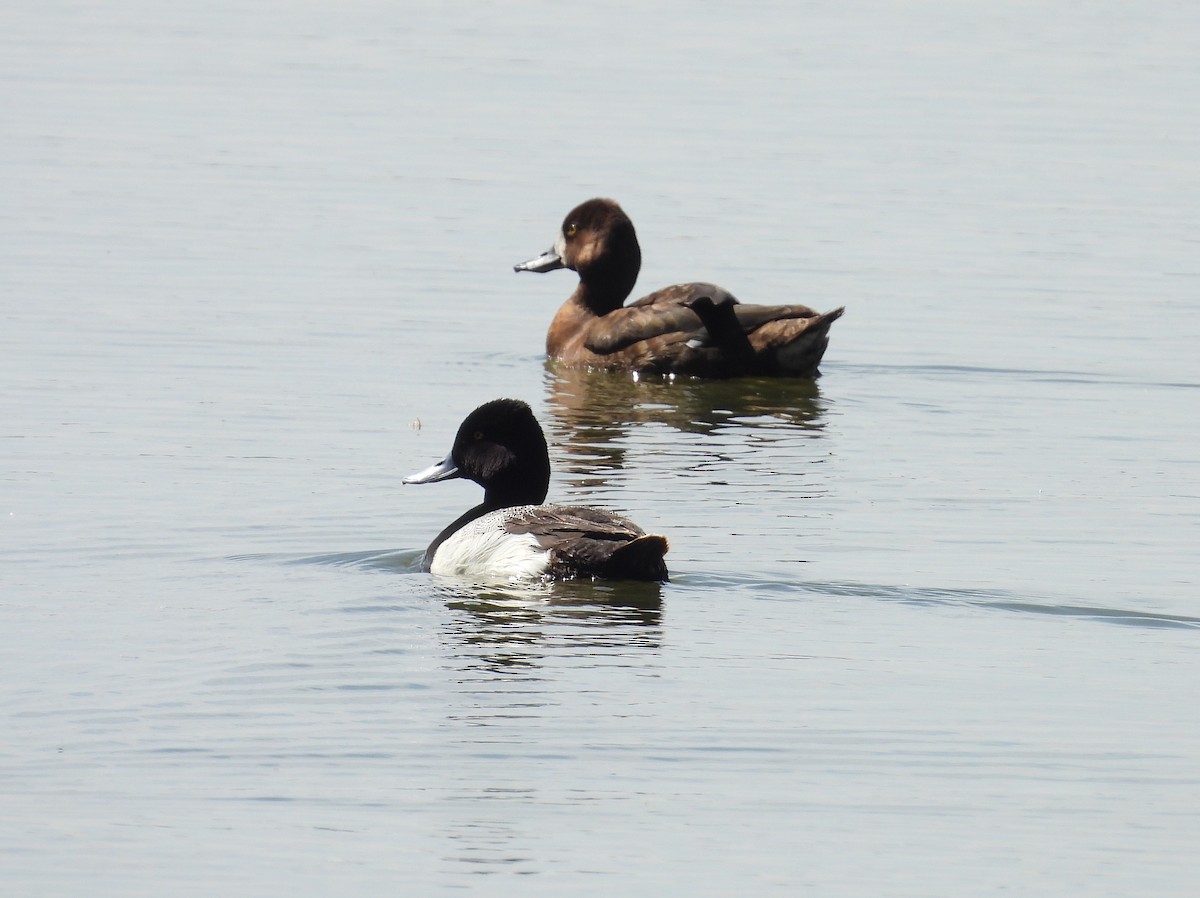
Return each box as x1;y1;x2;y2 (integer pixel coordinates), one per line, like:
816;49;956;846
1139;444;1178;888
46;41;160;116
515;198;844;378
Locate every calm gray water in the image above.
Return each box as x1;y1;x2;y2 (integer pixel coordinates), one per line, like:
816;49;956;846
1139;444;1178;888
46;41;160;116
3;1;1199;895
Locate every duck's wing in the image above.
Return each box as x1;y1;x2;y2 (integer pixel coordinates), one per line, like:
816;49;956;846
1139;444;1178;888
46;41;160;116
624;282;736;309
586;285;837;356
504;505;669;581
732;303;841;329
585;282;735;355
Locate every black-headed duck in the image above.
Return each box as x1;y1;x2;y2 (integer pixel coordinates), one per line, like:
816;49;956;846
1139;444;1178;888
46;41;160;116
404;398;668;582
515;198;844;378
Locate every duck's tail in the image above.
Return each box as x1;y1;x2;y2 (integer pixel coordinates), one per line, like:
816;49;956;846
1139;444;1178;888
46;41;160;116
606;534;670;582
749;306;845;377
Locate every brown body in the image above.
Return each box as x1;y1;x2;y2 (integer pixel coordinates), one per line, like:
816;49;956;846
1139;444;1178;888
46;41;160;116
517;198;844;378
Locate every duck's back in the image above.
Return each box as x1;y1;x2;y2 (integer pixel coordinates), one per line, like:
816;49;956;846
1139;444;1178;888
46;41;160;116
513;505;669;581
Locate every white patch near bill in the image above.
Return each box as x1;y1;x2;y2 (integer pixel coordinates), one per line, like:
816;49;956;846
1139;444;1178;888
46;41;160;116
429;506;550;581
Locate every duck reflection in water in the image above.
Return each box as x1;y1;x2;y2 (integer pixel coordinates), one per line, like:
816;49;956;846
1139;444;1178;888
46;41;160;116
542;362;831;493
435;578;663;674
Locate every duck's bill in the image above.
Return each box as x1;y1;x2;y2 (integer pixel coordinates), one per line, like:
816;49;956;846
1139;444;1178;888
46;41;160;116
513;248;564;273
403;454;459;485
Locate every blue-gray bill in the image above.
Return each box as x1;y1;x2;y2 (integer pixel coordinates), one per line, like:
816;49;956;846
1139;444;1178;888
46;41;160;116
513;248;564;273
403;454;459;485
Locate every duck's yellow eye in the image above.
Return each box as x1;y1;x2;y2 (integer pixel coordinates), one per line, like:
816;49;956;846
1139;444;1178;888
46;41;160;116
564;222;578;238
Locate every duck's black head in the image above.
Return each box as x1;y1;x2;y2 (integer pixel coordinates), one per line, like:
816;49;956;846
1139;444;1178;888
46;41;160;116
405;399;551;510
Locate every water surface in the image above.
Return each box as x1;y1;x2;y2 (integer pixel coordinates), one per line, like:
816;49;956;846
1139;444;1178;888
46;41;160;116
3;1;1199;895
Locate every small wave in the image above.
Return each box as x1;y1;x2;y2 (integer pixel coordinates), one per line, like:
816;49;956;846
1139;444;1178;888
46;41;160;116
229;548;425;572
675;571;1200;631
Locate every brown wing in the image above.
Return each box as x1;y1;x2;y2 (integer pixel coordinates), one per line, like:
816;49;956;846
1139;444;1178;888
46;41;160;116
504;505;669;581
587;285;830;356
732;302;829;329
585;282;737;354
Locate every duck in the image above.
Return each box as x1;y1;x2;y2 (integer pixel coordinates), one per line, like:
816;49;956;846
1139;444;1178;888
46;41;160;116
514;197;845;378
403;398;669;582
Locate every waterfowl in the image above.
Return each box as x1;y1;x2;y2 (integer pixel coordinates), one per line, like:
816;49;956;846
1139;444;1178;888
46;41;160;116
515;198;845;378
403;398;669;582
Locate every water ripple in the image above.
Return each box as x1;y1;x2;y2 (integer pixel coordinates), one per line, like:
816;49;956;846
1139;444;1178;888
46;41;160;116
681;571;1200;631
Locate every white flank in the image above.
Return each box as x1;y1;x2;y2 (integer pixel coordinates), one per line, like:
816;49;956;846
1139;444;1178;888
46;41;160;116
429;506;550;581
